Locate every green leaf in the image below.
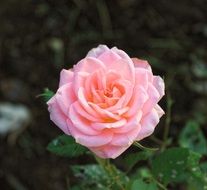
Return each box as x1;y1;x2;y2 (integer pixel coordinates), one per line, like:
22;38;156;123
131;179;158;190
179;121;207;155
123;151;152;172
47;135;87;157
38;88;54;102
71;164;109;190
151;147;202;185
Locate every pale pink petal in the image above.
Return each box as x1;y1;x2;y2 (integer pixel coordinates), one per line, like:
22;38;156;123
106;79;134;112
77;87;101;118
101;58;135;83
55;83;76;115
113;107;129;115
142;83;160;116
135;68;153;89
111;47;132;62
113;111;142;134
124;86;148;117
67;121;112;147
73;71;89;96
59;69;74;87
88;102;121;120
97;50;121;64
69;105;100;135
74;57;106;74
111;126;141;146
154;104;165;118
91;118;127;131
136;109;159;141
72;101;101;122
86;44;109;58
153;76;165;99
132;58;152;72
89;144;130;159
67;120;113;147
47;96;70;135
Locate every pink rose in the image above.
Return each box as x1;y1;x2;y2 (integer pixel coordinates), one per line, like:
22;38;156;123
47;45;165;159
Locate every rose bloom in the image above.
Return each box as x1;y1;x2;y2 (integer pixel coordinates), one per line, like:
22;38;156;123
47;45;165;159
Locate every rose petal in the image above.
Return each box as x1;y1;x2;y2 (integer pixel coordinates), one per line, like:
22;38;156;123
86;44;109;58
124;86;148;117
132;58;152;72
78;87;101;118
68;119;113;147
111;126;141;146
47;96;70;135
91;118;127;131
106;79;134;112
97;50;121;64
153;76;165;99
69;105;100;135
88;102;121;120
59;69;74;87
142;83;160;116
74;57;106;74
113;111;142;133
136;108;159;141
89;144;130;159
55;83;76;115
101;58;135;83
72;101;101;122
154;104;165;118
135;68;153;89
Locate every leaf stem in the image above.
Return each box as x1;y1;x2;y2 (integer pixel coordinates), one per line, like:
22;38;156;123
133;141;159;151
94;156;125;190
152;177;167;190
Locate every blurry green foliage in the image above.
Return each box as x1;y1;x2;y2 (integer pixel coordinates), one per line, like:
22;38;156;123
179;121;207;155
47;135;87;157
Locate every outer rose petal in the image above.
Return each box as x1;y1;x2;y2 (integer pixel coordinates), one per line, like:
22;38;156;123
111;47;132;62
67;119;113;147
59;69;74;87
55;83;76;115
97;50;121;64
74;57;106;74
86;44;109;58
135;68;153;89
102;58;135;83
136;108;159;141
47;96;70;135
142;83;160;116
89;144;130;159
153;76;165;99
132;58;152;72
111;126;141;146
154;104;165;118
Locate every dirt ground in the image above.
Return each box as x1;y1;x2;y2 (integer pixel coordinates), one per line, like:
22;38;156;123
0;0;207;189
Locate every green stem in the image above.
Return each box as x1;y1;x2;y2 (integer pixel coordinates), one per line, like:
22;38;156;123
94;156;125;190
133;141;159;151
152;177;168;190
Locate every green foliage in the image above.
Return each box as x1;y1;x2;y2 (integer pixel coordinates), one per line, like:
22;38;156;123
39;88;54;102
71;164;109;190
151;147;204;186
131;179;158;190
47;135;87;157
123;151;152;172
179;121;207;155
70;163;128;190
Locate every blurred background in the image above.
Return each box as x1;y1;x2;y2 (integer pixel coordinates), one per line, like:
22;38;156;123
0;0;207;189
